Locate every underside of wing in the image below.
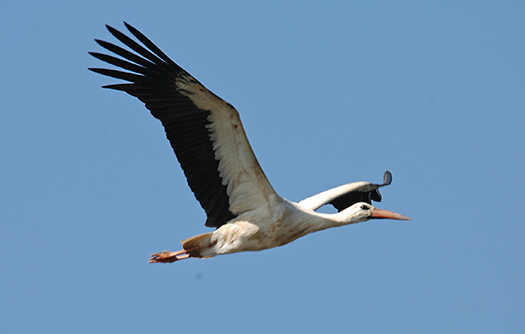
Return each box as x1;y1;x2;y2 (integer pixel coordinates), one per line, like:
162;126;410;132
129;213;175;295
328;187;382;211
89;22;277;228
299;171;393;212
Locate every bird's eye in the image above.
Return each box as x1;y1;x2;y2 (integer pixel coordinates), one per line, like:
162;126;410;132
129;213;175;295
361;205;370;210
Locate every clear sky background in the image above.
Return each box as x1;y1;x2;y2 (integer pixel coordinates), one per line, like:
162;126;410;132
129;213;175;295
1;1;524;333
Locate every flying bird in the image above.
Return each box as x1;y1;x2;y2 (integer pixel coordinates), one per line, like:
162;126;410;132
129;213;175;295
89;23;410;263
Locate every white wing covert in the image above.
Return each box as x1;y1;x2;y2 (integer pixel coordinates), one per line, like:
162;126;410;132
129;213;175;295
299;171;393;212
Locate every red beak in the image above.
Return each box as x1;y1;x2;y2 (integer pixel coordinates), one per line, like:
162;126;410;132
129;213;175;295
370;208;411;220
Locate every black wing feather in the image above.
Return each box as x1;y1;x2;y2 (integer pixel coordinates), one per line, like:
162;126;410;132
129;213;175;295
89;23;236;228
329;171;392;212
329;189;382;211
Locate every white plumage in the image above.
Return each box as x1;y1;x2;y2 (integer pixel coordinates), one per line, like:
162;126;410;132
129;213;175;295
89;22;410;263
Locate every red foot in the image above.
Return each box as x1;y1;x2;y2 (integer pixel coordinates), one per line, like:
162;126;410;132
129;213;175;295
149;250;189;263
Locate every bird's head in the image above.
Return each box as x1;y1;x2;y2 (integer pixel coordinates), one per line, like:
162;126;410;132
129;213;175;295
341;202;411;224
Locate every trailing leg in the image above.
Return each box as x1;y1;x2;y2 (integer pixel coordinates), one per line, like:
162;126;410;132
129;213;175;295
149;231;216;263
149;249;192;263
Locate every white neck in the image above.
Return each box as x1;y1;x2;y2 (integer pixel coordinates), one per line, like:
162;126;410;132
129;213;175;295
298;206;365;235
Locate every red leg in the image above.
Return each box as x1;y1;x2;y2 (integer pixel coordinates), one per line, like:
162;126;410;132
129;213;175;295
149;247;199;263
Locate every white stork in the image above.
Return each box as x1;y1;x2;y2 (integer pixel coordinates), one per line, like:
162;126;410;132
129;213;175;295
89;23;410;263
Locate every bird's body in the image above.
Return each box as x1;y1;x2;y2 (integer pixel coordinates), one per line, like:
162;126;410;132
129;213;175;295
183;198;350;258
90;23;410;263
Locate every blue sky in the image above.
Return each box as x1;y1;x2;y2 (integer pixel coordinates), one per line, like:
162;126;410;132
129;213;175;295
1;1;524;333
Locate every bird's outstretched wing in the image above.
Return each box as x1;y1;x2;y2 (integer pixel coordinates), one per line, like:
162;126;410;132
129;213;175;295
89;22;277;228
298;171;393;212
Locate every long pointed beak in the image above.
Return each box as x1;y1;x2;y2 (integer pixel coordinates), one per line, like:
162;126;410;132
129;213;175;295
371;208;411;220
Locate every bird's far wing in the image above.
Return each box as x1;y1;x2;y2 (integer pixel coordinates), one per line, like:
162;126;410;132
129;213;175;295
89;22;277;228
298;171;392;212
